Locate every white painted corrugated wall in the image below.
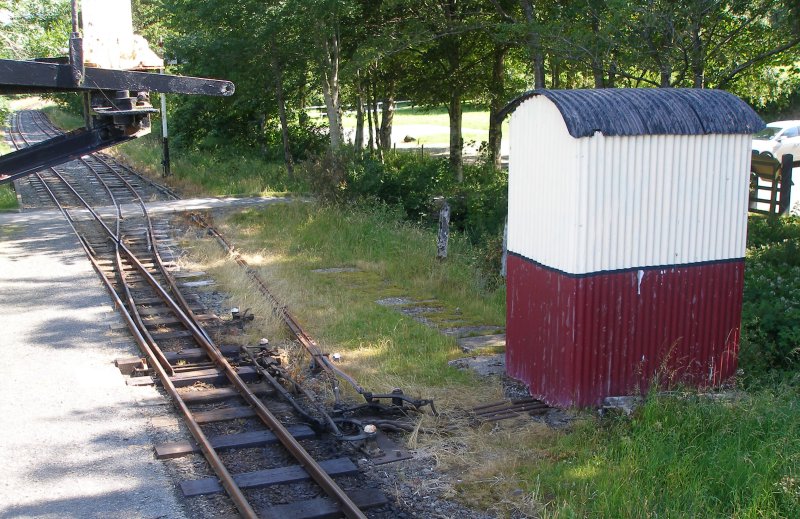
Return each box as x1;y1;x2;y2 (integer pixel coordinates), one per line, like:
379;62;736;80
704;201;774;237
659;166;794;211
508;95;752;275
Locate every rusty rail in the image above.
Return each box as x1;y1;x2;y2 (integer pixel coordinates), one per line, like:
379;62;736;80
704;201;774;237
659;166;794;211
10;112;367;519
472;398;549;422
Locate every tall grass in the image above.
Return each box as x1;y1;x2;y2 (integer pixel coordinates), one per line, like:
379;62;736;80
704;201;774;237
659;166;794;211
41;105;82;130
211;201;504;389
38;105;298;197
521;389;800;518
114;134;300;197
0;127;18;211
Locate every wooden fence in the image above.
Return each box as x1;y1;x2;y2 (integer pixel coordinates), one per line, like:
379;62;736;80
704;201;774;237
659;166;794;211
750;153;798;215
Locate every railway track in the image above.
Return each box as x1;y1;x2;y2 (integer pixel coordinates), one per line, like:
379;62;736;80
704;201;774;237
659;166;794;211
7;111;396;518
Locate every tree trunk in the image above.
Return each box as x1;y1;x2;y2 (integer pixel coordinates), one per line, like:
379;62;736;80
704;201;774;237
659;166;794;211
379;86;394;150
607;59;617;87
321;36;343;148
550;58;560;88
590;15;605;88
593;63;605;88
371;79;383;162
520;0;545;88
691;22;704;88
355;96;364;149
355;79;364;150
366;79;375;152
488;45;508;169
660;64;672;87
449;93;463;183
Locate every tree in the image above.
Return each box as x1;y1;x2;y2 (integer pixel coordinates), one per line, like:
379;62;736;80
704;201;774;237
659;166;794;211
398;0;493;181
0;0;70;60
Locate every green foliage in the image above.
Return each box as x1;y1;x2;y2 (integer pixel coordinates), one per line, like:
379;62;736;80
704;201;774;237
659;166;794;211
0;184;17;211
523;389;800;518
298;149;507;236
740;216;800;383
0;0;70;60
0;122;17;211
0;97;9;125
40;101;83;130
297;149;508;279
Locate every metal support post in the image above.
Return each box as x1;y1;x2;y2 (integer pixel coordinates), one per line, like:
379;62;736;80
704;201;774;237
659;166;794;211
160;91;170;177
780;154;794;214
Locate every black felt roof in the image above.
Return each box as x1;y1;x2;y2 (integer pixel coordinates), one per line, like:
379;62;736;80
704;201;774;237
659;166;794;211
500;88;765;138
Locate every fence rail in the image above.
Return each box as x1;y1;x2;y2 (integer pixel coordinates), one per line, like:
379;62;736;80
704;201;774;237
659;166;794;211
749;153;797;215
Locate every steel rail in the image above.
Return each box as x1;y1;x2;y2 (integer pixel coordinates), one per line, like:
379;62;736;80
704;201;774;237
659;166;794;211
116;244;367;519
24;111;176;375
13;111;367;519
83;155;177;377
9;113;259;519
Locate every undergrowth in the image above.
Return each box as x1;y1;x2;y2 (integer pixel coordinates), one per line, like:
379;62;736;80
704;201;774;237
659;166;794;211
114;133;302;197
741;215;800;383
0;125;18;211
38;104;302;198
519;389;800;518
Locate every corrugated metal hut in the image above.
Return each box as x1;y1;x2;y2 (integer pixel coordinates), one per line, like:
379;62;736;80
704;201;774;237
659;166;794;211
504;88;764;408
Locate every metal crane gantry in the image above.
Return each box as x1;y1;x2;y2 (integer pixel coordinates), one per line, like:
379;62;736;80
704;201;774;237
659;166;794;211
0;0;234;184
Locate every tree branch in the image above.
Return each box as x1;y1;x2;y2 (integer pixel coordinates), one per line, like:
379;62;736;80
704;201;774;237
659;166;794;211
716;37;800;88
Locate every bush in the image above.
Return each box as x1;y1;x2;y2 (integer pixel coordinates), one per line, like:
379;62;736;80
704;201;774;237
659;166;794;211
297;148;509;279
298;148;507;230
740;215;800;383
0;97;9;125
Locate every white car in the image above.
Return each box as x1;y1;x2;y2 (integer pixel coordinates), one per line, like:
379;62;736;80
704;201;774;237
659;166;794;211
752;120;800;161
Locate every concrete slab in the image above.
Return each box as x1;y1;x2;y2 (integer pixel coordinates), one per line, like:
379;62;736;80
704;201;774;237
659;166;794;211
448;354;506;377
456;334;506;353
0;216;188;518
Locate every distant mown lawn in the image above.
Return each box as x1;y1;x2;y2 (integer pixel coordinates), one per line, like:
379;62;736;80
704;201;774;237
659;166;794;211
331;104;509;147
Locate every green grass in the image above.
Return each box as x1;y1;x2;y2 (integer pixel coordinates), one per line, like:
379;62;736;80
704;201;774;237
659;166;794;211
333;104;510;146
36;104;298;198
0;127;19;211
113;134;298;197
40;105;83;130
219;201;504;389
520;389;800;518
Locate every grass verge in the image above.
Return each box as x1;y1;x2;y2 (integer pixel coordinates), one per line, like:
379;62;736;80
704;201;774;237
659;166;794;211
38;104;297;198
41;104;83;130
0;125;18;211
184;201;504;394
112;134;298;197
517;389;800;518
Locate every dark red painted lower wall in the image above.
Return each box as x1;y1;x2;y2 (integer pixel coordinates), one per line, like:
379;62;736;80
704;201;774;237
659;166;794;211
506;254;744;407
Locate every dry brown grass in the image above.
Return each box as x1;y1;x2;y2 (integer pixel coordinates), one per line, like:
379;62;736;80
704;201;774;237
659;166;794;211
405;409;564;518
176;232;288;343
